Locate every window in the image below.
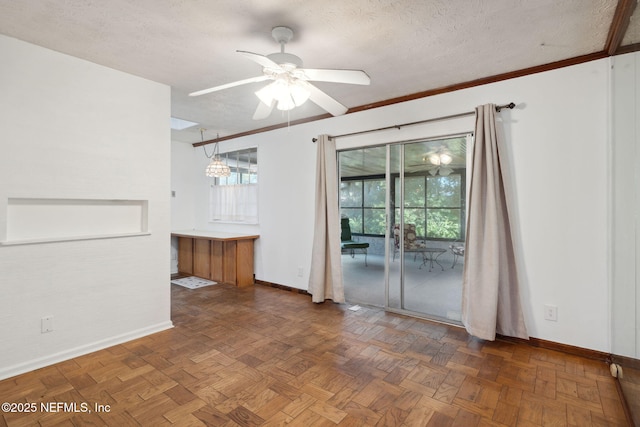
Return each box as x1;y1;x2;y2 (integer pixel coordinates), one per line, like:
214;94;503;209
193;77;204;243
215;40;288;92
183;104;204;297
209;147;258;223
338;137;466;240
341;173;465;240
340;178;386;235
215;147;258;186
395;173;465;240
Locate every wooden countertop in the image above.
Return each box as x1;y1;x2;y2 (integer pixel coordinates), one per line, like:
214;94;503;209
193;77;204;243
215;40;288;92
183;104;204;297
171;230;259;241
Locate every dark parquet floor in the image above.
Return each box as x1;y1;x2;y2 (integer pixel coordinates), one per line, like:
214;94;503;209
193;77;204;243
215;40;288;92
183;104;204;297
0;282;630;426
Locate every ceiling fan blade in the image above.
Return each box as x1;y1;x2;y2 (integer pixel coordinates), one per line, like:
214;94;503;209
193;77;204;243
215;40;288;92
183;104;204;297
301;81;348;116
253;100;274;120
237;50;283;71
189;75;269;97
301;68;370;85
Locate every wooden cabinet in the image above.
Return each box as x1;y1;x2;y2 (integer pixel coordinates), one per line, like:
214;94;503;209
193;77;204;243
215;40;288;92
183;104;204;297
193;238;212;279
236;240;255;287
211;240;224;282
177;237;193;275
173;231;259;287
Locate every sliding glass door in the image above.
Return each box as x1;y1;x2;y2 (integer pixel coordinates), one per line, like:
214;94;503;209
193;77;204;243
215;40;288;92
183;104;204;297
339;134;470;323
387;137;468;322
338;146;387;307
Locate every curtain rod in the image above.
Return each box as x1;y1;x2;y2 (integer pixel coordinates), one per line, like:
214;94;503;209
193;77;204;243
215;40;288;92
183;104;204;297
312;102;515;142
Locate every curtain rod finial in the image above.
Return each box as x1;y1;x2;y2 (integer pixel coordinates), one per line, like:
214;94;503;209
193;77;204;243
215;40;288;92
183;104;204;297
495;102;516;112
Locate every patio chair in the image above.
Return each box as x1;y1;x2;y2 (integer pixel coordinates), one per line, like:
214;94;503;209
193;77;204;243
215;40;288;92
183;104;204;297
449;243;465;268
340;217;369;266
392;223;426;261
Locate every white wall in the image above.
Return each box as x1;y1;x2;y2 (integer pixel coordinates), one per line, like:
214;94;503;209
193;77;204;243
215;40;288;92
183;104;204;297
0;35;172;379
170;141;198;273
172;58;611;352
611;51;640;359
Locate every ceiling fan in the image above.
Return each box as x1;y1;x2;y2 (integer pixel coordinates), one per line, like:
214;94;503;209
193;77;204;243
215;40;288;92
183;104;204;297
189;26;371;120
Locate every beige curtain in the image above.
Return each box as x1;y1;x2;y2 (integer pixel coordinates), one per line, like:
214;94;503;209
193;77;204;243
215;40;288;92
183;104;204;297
461;104;528;340
308;134;345;303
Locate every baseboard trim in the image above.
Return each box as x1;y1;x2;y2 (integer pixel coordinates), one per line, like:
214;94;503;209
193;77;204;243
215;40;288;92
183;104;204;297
497;335;611;362
255;279;311;296
0;321;174;381
612;353;640;370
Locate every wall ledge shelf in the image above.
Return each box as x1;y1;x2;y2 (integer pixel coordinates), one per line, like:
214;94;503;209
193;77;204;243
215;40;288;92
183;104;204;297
0;232;151;246
171;230;259;241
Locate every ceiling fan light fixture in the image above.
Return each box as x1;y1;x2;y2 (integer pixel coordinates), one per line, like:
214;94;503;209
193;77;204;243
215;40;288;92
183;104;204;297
274;80;295;110
276;97;295;111
256;78;310;111
427;152;453;166
428;154;441;166
289;80;310;105
440;153;453;165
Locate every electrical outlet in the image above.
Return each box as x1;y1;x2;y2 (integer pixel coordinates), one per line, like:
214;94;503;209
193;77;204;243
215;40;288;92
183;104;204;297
297;267;304;277
41;315;54;333
544;305;558;321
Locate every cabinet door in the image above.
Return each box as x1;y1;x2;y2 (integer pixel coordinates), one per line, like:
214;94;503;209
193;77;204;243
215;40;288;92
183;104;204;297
193;239;211;279
211;240;224;282
178;237;193;275
236;240;255;287
223;240;237;285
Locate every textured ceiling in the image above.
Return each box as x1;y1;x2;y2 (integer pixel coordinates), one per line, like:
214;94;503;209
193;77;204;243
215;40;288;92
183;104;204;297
624;1;640;44
0;0;635;144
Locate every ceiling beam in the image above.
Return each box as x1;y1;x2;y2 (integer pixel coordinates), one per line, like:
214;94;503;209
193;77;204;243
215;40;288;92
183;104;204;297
605;0;638;55
193;113;331;147
616;41;640;54
192;51;607;147
349;52;607;114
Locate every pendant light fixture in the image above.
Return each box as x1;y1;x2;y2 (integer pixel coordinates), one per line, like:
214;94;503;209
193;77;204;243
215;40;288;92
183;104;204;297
202;129;231;178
